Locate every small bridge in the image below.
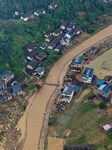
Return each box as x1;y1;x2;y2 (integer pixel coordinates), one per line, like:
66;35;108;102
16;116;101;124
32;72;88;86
44;82;59;87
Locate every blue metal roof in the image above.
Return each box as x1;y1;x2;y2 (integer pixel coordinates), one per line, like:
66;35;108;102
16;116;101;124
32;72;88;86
83;68;94;78
11;83;21;93
63;85;80;95
72;85;80;92
102;85;111;93
63;86;73;95
35;67;45;74
97;79;105;86
67;29;75;37
75;56;83;64
88;68;94;77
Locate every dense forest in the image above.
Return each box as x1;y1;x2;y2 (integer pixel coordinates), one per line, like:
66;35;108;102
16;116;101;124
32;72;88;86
0;0;112;75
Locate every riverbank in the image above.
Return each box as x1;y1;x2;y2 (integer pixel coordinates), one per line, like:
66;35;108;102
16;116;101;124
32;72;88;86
16;24;112;150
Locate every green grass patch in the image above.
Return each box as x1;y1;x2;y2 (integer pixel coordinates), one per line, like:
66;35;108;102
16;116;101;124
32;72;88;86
78;102;97;115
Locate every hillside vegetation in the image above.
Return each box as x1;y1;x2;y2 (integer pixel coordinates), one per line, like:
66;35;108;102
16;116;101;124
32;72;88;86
0;0;112;75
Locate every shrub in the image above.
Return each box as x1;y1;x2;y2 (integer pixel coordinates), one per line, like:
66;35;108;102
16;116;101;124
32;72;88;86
35;84;41;90
99;102;106;109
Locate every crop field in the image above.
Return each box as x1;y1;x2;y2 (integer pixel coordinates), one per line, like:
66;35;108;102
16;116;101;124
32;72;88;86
86;48;112;79
48;91;112;149
65;102;112;149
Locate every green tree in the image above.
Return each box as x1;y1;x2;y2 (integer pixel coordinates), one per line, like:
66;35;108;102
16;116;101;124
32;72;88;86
99;102;106;109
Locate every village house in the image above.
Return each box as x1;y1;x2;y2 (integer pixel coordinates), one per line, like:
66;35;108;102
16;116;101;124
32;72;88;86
11;81;23;96
102;124;112;132
44;31;53;38
55;35;64;43
14;11;20;18
21;14;29;21
20;13;34;21
48;3;57;10
0;78;6;90
70;56;84;72
27;59;39;70
74;26;82;35
65;29;76;39
34;9;46;16
60;36;70;47
0;89;12;102
45;36;54;43
82;67;94;83
22;42;37;53
0;70;14;84
54;44;64;54
98;84;111;99
105;75;112;84
0;95;7;102
61;85;80;103
64;144;95;150
66;21;76;31
27;51;38;61
33;67;45;78
90;46;98;54
14;11;20;16
97;79;106;87
13;9;24;18
36;52;48;61
48;41;57;50
39;43;48;50
60;22;68;30
16;74;27;85
48;35;63;49
52;28;63;37
103;0;112;3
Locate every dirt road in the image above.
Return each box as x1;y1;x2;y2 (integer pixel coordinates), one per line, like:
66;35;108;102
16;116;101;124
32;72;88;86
17;24;112;150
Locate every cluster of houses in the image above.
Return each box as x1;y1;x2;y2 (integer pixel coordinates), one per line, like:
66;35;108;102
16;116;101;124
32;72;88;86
0;20;82;103
54;74;81;112
14;2;58;21
54;46;112;111
0;14;82;103
41;20;82;52
22;42;46;78
0;70;27;102
22;20;82;76
72;46;112;101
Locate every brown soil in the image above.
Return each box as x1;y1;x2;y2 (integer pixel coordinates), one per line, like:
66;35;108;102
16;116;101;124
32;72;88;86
47;137;65;150
86;48;112;79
